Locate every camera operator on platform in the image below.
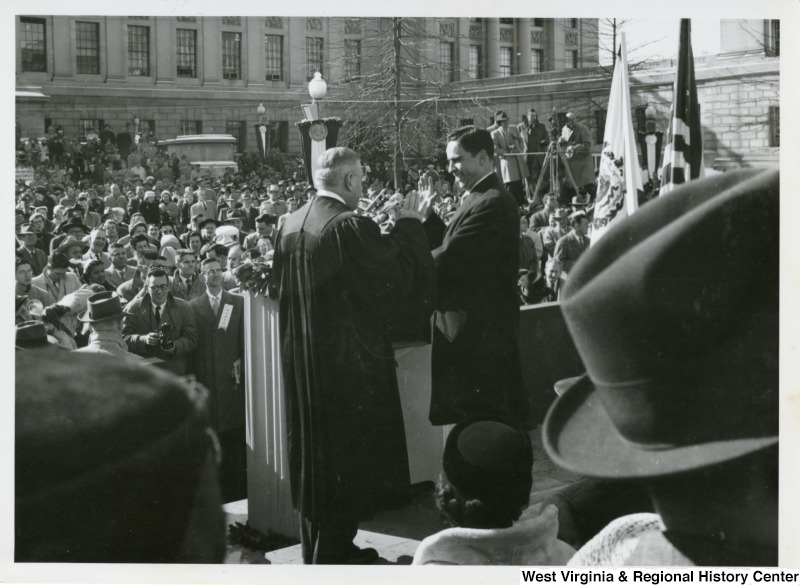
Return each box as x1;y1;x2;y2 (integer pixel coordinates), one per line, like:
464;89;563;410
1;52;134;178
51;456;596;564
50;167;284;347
558;113;594;200
122;265;197;375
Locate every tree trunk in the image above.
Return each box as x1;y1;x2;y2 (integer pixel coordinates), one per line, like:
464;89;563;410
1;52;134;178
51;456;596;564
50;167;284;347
393;18;403;190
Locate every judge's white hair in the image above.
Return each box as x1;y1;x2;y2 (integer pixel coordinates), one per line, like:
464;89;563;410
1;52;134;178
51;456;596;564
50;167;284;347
315;147;360;187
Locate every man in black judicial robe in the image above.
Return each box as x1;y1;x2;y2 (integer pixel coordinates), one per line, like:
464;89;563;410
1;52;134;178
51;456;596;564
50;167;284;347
422;126;529;427
273;147;436;565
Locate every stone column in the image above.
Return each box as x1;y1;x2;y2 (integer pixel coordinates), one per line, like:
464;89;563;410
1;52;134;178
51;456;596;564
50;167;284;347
202;17;221;84
105;17;125;81
518;18;531;75
155;17;175;84
486;18;501;78
288;18;307;87
246;17;265;86
457;18;470;81
52;16;74;80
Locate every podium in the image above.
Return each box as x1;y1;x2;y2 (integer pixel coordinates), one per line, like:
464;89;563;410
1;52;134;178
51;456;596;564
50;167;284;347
243;293;299;538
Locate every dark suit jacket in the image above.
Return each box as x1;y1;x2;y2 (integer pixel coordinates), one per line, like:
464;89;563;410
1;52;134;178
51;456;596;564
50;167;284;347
189;291;244;432
171;272;207;301
554;230;590;274
122;293;197;376
104;265;137;289
424;173;528;425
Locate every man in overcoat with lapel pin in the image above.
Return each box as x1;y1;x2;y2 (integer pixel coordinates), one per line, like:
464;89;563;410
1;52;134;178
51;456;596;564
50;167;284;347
189;257;245;502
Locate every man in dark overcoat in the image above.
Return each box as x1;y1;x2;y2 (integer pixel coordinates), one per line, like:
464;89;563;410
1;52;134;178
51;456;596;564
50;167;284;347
274;147;435;565
190;258;245;502
423;126;529;427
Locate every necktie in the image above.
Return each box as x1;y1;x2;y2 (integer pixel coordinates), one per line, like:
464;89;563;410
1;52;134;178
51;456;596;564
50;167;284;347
211;296;219;314
155;305;161;325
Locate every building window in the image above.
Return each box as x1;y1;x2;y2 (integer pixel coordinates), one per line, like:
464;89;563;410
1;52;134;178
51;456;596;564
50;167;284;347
767;20;779;56
594;109;607;145
468;45;482;80
222;32;241;80
500;47;513;77
533;18;545;28
76;21;100;74
499;18;514;25
306;37;323;79
269;121;289;152
569;18;578;28
138;120;156;140
769;106;779;147
20;17;47;73
531;49;543;73
344;39;361;79
264;34;283;81
226;121;247;153
565;49;578;69
439;41;454;83
179;120;202;135
176;29;197;78
127;25;150;76
80;119;103;140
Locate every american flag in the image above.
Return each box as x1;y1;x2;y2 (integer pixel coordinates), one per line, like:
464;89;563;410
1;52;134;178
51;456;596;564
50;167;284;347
659;19;704;195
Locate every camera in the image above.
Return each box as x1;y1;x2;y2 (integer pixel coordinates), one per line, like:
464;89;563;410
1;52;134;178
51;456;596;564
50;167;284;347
158;322;175;352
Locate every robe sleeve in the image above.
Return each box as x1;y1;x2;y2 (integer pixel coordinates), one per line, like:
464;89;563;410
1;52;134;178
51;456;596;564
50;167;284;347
333;214;437;343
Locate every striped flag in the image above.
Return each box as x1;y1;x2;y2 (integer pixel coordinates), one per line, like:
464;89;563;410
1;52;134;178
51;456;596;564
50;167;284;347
659;19;704;195
592;33;641;244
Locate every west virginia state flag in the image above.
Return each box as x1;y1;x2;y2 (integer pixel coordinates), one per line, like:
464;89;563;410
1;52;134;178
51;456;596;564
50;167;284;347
592;33;641;244
659;19;705;195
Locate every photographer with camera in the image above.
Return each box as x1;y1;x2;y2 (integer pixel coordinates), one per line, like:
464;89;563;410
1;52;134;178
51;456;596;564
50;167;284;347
122;265;197;375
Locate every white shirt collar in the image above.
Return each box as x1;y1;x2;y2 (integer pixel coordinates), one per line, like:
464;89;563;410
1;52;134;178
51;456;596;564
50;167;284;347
206;289;221;302
315;188;348;207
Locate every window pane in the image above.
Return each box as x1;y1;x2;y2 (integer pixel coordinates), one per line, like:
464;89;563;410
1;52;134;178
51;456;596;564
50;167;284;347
306;37;323;79
127;25;150;76
180;120;202;135
500;47;513;77
439;41;453;83
222;32;241;80
265;34;283;80
769;20;779;56
269;121;288;152
499;18;514;25
531;49;542;73
533;18;544;27
565;49;578;69
176;29;197;78
20;17;47;73
76;21;100;74
80;119;102;140
344;39;361;78
469;45;482;80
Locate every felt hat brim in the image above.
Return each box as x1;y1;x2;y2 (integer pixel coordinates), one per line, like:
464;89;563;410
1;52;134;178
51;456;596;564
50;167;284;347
542;374;778;480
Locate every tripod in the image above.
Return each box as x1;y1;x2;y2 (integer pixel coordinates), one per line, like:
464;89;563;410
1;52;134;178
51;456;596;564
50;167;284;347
531;138;581;203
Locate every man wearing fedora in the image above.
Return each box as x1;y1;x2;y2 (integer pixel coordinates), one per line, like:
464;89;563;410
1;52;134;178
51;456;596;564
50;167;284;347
544;168;779;566
491;112;529;208
49;216;91;255
74;292;137;358
260;184;287;218
17;224;49;277
554;210;590;276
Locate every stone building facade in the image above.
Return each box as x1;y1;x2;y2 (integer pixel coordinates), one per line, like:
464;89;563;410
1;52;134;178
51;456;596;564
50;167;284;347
15;16;598;156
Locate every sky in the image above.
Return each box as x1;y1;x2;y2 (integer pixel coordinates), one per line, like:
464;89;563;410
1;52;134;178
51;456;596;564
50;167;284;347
599;19;722;64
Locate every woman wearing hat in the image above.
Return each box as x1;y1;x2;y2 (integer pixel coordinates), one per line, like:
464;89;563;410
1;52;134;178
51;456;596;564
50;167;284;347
413;417;574;565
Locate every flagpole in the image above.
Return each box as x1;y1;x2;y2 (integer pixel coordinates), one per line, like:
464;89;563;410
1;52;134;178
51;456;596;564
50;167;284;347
659;19;704;195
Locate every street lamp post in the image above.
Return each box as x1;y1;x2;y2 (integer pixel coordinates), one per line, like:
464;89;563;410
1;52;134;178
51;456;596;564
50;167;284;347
255;103;270;164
